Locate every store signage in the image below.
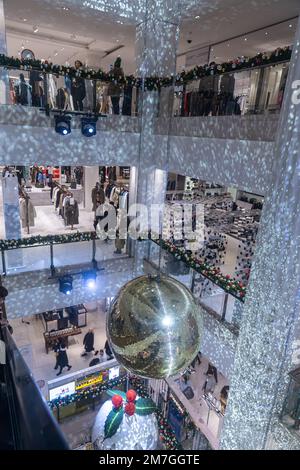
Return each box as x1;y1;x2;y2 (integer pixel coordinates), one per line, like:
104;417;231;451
109;366;120;380
75;371;108;390
49;381;76;401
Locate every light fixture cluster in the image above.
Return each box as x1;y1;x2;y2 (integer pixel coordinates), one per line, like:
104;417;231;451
58;270;97;295
54;115;98;137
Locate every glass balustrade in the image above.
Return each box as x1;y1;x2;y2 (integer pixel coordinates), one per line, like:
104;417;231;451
0;59;290;120
170;61;290;118
0;67;140;117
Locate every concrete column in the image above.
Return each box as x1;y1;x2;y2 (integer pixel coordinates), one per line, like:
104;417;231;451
84;166;99;212
0;0;9;104
1;174;21;239
220;17;300;450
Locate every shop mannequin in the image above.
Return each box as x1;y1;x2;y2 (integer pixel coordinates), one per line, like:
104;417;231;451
91;182;105;211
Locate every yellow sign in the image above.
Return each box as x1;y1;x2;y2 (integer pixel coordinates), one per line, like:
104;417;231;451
76;373;103;391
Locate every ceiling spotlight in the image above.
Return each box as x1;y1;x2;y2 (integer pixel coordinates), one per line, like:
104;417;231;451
55;115;72;135
83;271;97;289
195;15;200;19
81;117;97;137
22;18;28;22
62;6;70;10
265;32;268;36
33;25;39;33
244;37;248;41
54;50;58;56
59;275;73;295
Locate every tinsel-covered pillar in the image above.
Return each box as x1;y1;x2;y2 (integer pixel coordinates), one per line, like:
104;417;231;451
133;1;181;273
220;17;300;450
0;0;9;104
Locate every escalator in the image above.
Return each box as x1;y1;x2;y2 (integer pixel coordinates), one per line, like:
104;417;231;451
0;324;69;450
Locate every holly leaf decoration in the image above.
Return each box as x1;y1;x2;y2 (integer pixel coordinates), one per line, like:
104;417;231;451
135;398;156;416
106;389;127;400
104;407;124;440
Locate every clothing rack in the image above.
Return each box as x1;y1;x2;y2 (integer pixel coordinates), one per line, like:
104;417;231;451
53;181;72;195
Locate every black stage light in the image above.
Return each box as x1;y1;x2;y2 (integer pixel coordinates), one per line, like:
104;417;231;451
59;275;73;295
55;115;72;135
82;270;97;289
81;117;98;137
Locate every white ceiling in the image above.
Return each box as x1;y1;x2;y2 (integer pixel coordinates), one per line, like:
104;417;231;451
3;0;300;74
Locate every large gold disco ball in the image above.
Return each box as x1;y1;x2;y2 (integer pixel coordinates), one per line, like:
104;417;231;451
107;275;202;379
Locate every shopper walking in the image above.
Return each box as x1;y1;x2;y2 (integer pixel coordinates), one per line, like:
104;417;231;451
98;349;107;363
56;341;72;376
71;60;86;111
82;328;95;356
107;58;124;115
104;339;114;360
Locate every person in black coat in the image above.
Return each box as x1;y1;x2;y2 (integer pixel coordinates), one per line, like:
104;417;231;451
71;60;86;111
82;329;95;356
104;339;114;360
56;341;72;376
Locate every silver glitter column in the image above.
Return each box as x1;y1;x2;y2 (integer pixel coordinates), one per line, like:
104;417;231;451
220;16;300;449
133;1;181;273
0;0;9;104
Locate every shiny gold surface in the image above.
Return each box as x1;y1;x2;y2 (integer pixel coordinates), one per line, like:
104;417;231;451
107;275;203;379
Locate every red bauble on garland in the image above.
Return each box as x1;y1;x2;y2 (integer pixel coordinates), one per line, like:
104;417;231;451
126;389;137;403
125;402;136;416
112;394;123;409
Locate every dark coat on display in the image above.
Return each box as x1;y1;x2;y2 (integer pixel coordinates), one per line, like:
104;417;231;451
64;199;79;226
57;347;69;368
83;331;94;352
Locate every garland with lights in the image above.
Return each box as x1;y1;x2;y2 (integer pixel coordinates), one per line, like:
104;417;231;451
48;375;181;450
0;45;292;91
0;230;246;299
147;236;246;301
0;231;97;251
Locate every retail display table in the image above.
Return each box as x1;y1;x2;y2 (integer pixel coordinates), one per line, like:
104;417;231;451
44;327;82;354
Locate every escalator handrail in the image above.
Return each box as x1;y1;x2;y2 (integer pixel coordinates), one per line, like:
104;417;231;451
1;324;69;450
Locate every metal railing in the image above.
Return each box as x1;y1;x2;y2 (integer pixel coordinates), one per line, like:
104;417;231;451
0;324;69;449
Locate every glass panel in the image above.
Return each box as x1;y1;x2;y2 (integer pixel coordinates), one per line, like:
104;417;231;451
53;241;91;268
5;245;51;275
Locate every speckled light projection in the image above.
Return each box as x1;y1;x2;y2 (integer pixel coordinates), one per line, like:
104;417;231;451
220;17;300;450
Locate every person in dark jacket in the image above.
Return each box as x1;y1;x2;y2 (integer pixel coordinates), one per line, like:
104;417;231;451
82;329;95;356
107;57;124;115
56;341;72;376
104;339;114;360
71;60;86;111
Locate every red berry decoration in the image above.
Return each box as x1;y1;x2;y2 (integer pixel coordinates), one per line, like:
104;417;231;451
112;394;123;409
126;389;137;403
125;402;136;416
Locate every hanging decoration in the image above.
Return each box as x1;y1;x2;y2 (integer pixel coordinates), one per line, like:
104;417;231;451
0;45;292;91
107;274;203;379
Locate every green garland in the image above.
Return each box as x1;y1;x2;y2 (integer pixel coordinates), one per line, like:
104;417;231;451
149;236;246;301
0;231;97;251
48;375;181;450
0;45;291;91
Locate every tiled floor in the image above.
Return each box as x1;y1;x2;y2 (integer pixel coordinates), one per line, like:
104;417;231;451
10;301;108;399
